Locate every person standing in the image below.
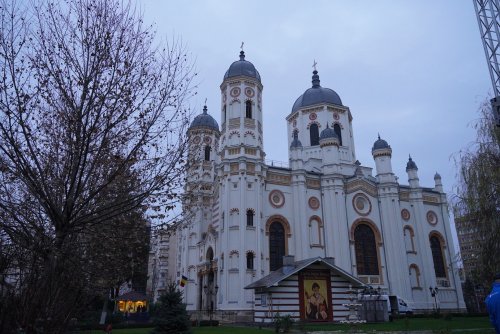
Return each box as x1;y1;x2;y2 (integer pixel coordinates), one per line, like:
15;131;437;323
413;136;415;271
486;273;500;334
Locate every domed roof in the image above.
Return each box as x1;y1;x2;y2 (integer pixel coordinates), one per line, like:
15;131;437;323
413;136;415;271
372;135;390;151
319;123;338;140
434;172;441;179
189;105;219;131
291;70;342;113
224;51;261;82
406;155;418;171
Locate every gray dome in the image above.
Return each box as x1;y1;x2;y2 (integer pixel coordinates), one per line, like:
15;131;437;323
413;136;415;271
290;130;302;148
372;135;390;151
319;124;338;140
290;138;302;148
291;70;342;113
406;156;418;171
434;172;441;179
224;51;261;82
190;105;219;131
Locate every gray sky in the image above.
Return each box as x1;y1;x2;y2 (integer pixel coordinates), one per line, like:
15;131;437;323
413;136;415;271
141;1;490;247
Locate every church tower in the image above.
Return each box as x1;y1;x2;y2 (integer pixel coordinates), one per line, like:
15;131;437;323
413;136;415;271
217;50;265;314
286;68;356;173
181;104;220;311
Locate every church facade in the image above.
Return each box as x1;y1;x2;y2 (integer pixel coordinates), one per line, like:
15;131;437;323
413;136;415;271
174;50;465;318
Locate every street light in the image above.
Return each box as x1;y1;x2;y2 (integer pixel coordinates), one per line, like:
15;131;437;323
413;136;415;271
203;284;219;323
429;286;439;312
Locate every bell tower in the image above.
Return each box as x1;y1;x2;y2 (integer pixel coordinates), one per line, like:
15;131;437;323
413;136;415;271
217;49;265;314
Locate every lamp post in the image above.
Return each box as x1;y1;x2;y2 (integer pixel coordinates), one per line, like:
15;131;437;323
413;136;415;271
429;286;439;312
203;284;219;323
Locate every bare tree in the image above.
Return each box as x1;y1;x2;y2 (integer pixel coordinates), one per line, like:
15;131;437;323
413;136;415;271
0;0;195;332
454;99;500;287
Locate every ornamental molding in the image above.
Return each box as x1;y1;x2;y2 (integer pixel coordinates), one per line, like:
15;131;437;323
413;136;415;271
327;106;346;113
352;193;372;216
399;191;410;201
401;209;411;221
308;196;320;210
244;131;256;139
267;172;291;186
301;106;323;114
269;189;286;208
423;195;439;204
345;179;377;197
306;178;321;189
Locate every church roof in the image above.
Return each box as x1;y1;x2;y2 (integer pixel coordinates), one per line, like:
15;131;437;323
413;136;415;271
406;156;418;171
244;257;365;289
372;135;390;151
116;291;148;302
224;51;261;82
189;105;219;131
291;70;343;113
319;123;338;140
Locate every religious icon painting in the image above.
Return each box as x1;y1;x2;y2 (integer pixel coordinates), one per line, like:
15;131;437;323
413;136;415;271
299;270;332;321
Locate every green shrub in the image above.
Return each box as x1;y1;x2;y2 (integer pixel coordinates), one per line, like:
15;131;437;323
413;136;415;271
273;313;293;333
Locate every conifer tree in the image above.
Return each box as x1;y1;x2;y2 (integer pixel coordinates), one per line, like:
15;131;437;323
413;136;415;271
152;282;192;334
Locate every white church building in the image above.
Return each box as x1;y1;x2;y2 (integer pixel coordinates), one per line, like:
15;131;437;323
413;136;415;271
173;50;465;321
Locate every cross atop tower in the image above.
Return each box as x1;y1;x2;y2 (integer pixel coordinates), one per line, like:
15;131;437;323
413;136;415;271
240;41;244;51
312;59;317;72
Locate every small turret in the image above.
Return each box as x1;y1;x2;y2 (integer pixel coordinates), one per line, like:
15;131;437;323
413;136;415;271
406;155;420;188
372;134;393;180
434;172;443;192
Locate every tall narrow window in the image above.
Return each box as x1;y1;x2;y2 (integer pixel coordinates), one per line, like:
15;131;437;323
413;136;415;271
310;123;319;146
354;224;379;275
269;222;285;271
246;252;254;270
204;146;211;161
246;101;252;118
333;123;342;146
409;264;421;288
246;209;254;227
404;226;416;253
223;105;227;123
430;235;446;278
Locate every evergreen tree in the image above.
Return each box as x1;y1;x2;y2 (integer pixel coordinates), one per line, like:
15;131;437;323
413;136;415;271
152;283;192;334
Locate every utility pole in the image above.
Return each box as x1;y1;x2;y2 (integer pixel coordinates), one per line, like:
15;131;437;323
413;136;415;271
473;0;500;126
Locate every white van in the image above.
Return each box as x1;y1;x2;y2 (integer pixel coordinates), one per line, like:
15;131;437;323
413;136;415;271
359;294;413;315
388;295;413;315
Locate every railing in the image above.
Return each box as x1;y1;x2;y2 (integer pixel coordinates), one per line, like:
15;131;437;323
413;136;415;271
265;159;289;169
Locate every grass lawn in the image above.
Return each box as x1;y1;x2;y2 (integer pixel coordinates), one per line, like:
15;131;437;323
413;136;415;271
301;316;494;332
75;316;494;333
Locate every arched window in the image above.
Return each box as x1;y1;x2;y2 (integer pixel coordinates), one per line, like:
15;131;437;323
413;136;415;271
409;264;421;288
309;218;322;246
246;100;252;119
206;247;214;262
246;209;254;227
404;226;416;253
204;146;211;161
310;123;319;146
333;123;342;146
247;252;254;270
430;235;446;278
354;224;379;275
269;222;285;271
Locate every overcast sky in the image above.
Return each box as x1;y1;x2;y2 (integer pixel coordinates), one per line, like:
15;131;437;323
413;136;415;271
141;1;491;247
